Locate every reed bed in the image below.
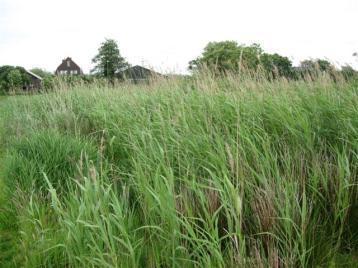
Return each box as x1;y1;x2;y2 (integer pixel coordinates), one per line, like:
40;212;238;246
0;74;357;267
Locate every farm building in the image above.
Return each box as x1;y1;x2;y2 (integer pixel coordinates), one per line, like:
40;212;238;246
24;70;42;90
55;57;83;75
117;65;160;82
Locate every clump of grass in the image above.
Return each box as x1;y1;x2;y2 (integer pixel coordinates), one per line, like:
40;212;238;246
2;131;97;193
0;130;97;266
0;74;357;267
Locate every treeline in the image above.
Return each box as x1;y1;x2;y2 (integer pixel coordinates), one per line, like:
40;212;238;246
1;40;357;93
189;41;358;80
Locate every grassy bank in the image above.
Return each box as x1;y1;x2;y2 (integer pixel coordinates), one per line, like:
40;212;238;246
0;76;357;267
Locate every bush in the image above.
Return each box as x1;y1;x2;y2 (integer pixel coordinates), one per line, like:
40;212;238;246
0;65;30;93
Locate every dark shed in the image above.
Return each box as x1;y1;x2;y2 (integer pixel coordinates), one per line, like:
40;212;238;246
24;70;42;90
117;65;160;82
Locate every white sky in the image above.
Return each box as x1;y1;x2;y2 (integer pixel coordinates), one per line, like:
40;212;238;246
1;0;357;74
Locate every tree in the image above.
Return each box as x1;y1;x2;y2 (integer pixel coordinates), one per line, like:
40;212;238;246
0;65;30;93
317;59;333;72
296;59;335;80
341;65;357;80
260;53;294;78
7;69;23;89
299;59;334;73
189;41;294;79
189;41;263;74
91;39;129;79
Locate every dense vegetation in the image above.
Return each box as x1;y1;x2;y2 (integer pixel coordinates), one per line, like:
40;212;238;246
0;74;357;267
189;41;358;81
1;40;357;94
91;39;129;79
0;66;31;93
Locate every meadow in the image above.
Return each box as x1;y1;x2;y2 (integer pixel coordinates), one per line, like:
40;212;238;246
0;74;357;267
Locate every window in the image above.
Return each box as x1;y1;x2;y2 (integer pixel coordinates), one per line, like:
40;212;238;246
67;60;71;67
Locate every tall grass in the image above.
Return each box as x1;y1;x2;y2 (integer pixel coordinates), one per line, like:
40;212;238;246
0;74;357;267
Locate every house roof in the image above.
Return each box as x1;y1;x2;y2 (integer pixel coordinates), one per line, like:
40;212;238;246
55;57;83;74
26;70;43;80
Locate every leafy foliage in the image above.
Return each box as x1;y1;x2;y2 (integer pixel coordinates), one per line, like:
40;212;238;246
260;53;295;78
30;68;55;89
91;39;129;79
189;41;294;79
189;41;262;73
341;65;358;80
293;59;340;81
0;65;30;93
299;59;335;72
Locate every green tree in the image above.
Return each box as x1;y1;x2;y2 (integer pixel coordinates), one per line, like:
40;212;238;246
0;65;30;93
8;69;23;89
189;41;294;79
299;59;334;73
189;41;241;73
299;60;316;71
260;53;294;78
296;59;336;80
341;65;357;80
91;39;129;79
317;59;333;72
189;41;263;74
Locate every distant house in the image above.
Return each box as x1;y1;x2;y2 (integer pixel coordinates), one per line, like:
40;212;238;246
24;70;42;90
117;65;160;82
55;57;83;75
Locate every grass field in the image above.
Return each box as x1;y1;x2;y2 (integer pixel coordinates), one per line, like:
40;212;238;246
0;75;357;267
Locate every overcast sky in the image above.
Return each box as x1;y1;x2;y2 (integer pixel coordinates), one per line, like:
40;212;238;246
1;0;357;74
